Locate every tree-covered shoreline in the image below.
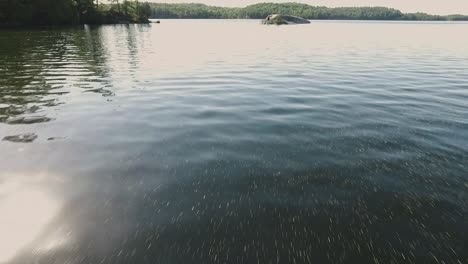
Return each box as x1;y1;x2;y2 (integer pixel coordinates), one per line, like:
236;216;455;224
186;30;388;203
148;3;468;21
1;1;467;27
0;0;152;27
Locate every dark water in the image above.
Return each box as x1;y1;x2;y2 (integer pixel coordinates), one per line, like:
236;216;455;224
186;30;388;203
1;20;467;264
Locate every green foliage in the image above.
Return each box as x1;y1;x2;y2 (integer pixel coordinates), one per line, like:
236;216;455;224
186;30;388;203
138;2;153;20
0;0;151;26
1;0;79;25
103;1;150;23
147;2;468;21
401;12;444;21
2;1;467;26
149;3;241;19
446;14;468;21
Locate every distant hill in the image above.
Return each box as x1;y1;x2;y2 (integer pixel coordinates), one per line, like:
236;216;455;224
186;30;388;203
148;2;468;21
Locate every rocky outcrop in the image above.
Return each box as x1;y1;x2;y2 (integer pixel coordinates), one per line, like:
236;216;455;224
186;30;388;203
263;14;311;25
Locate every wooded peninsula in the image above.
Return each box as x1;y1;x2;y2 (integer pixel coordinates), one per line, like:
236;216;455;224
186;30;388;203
1;1;467;27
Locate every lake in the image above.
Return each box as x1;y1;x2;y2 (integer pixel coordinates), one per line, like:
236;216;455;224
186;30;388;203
0;20;467;264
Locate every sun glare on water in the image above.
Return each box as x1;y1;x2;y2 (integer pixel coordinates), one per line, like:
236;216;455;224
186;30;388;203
0;181;60;263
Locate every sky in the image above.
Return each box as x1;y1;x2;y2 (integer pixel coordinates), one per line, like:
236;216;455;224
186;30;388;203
146;0;468;15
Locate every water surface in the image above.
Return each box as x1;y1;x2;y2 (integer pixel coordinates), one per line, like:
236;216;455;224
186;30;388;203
1;20;468;264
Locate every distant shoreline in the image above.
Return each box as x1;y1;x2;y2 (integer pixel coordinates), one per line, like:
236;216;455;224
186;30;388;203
148;18;468;22
148;3;468;21
1;2;467;28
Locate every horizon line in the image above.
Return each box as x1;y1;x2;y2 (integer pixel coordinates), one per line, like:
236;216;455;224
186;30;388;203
142;1;468;16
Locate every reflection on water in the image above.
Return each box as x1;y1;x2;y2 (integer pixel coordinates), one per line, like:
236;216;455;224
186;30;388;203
1;21;468;263
0;26;112;127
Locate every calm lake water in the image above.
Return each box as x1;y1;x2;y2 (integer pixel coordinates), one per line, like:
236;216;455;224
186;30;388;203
1;20;468;264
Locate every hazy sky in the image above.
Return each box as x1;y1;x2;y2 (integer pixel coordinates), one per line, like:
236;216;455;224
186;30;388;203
147;0;468;15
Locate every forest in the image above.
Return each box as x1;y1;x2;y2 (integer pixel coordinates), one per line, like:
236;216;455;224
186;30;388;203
148;3;468;21
0;0;151;26
1;1;468;27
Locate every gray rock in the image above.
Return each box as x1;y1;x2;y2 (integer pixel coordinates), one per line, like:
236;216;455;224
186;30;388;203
263;14;311;25
3;133;38;143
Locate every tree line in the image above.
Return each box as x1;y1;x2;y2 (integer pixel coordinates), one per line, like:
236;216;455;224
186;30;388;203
1;1;467;26
0;0;152;26
148;3;468;21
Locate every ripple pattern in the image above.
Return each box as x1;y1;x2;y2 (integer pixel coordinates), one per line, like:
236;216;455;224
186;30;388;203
1;21;468;264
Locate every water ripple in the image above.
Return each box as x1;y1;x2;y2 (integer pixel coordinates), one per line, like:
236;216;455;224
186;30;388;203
1;21;468;263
